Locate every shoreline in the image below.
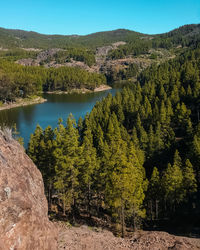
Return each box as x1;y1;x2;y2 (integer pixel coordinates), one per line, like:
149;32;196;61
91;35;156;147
94;85;112;92
0;85;112;111
46;84;112;95
0;97;47;111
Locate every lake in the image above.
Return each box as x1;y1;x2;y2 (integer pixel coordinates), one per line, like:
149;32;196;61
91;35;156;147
0;88;120;147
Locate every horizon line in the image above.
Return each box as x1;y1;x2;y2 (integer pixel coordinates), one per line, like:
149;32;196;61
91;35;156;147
0;23;199;37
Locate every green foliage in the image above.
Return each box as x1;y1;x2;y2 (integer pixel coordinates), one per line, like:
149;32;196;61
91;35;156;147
162;160;184;205
53;115;81;215
108;24;200;60
0;59;106;102
108;40;152;59
54;48;95;66
0;49;38;61
0;27;144;49
183;159;197;197
26;39;200;232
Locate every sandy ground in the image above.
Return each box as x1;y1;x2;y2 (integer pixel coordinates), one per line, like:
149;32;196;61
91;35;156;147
46;85;112;94
94;85;112;92
0;97;47;111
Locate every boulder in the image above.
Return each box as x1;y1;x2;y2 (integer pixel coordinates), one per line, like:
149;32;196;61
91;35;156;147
0;129;58;249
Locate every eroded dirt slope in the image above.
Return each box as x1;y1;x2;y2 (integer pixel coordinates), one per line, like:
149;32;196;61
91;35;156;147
56;222;200;250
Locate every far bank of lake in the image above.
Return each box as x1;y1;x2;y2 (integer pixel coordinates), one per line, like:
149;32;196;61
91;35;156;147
0;88;120;147
0;96;47;111
0;85;112;111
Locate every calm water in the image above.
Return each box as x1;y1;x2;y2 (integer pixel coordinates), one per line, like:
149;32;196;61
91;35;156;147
0;88;119;147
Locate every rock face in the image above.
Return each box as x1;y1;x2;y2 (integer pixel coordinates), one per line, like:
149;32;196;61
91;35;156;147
0;129;58;250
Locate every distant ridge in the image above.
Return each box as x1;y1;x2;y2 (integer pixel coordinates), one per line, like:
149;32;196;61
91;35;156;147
0;24;199;49
0;27;145;49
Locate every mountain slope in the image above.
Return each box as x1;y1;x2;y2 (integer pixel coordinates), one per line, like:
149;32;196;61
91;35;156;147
0;27;145;49
0;24;199;50
159;24;200;38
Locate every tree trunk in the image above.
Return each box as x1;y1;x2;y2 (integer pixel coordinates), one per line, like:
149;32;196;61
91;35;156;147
48;182;52;210
88;182;91;217
63;198;66;216
155;200;159;219
150;200;153;220
72;196;75;224
121;201;125;238
133;210;137;232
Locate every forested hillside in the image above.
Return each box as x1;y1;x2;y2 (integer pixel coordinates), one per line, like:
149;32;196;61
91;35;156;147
0;24;200;103
0;60;106;102
0;28;143;49
108;24;200;60
0;24;200;49
26;43;200;236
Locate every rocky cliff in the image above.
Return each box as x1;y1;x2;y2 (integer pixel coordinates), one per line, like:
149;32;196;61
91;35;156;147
0;129;58;250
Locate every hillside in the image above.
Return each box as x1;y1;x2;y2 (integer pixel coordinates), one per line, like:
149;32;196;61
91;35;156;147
1;23;200;248
0;27;145;49
0;24;199;105
0;24;199;50
0;127;200;249
25;43;200;239
159;24;200;39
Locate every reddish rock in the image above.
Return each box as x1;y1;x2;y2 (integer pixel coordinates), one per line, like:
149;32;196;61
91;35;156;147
0;129;58;250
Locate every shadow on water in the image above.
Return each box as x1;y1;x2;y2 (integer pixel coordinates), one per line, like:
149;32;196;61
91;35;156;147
0;108;20;128
0;88;120;148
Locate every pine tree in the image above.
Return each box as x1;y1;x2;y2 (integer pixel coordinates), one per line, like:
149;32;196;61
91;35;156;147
132;127;139;148
127;142;147;230
154;122;164;152
105;141;147;236
162;162;183;211
147;125;155;157
79;123;98;216
148;167;161;220
160;101;167;124
183;159;197;198
40;126;55;206
173;149;182;168
192;124;200;182
27;124;43;165
54;115;81;217
77;116;83;135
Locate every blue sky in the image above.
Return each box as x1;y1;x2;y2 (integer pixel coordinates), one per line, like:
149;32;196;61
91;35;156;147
0;0;199;35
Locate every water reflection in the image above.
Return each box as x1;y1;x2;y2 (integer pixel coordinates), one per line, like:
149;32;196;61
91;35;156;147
21;105;36;126
0;108;21;128
0;88;120;147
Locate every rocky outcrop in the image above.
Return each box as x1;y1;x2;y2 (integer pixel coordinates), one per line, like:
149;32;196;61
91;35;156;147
96;41;126;57
0;129;58;250
36;48;61;62
16;58;39;66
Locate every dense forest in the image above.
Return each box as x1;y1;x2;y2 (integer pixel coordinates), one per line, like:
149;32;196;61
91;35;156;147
0;27;143;49
0;24;200;104
26;42;200;236
108;24;200;60
0;24;200;49
0;59;106;102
